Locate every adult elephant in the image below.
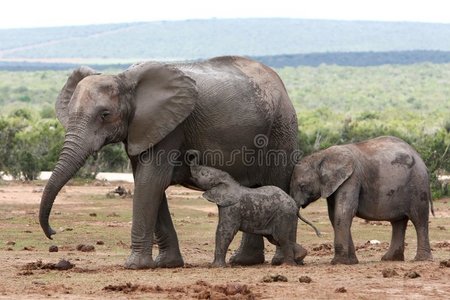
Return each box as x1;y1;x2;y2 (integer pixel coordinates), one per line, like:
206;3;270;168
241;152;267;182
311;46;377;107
39;56;299;269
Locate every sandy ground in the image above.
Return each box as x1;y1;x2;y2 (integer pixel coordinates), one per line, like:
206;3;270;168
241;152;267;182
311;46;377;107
0;181;449;299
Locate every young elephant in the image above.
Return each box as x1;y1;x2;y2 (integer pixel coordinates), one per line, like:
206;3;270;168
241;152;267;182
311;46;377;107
189;163;320;267
290;136;434;265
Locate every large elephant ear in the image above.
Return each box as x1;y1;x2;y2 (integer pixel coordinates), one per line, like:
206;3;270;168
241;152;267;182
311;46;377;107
319;147;354;199
56;66;98;130
124;62;198;156
203;186;239;207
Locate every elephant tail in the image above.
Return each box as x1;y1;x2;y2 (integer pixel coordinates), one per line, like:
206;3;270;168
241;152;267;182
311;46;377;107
297;209;321;237
430;193;435;217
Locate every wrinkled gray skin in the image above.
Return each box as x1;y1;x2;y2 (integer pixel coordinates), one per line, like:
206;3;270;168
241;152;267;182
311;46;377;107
190;163;309;267
39;56;298;269
290;136;434;265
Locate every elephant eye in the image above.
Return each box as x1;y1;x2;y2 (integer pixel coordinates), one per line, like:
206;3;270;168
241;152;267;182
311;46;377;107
100;110;110;121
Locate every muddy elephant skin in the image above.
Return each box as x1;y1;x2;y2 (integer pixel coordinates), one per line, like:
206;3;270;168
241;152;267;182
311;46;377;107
290;136;434;265
39;56;299;269
190;163;307;267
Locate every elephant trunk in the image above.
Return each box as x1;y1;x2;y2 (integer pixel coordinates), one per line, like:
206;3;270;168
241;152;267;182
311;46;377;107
39;133;92;239
291;189;306;208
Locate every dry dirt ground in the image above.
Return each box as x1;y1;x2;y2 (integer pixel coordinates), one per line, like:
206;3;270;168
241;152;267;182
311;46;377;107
0;181;449;299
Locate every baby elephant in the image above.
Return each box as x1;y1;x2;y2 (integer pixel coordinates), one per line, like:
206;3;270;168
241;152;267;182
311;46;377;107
291;136;434;265
189;163;320;267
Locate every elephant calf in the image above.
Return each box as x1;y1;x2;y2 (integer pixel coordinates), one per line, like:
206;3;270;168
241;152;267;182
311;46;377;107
189;163;319;267
291;136;434;265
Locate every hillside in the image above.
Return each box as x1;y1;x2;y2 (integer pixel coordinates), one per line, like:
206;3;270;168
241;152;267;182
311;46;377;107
2;19;450;61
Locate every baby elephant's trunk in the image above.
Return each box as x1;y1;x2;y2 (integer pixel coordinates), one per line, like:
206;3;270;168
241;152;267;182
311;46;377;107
297;209;322;237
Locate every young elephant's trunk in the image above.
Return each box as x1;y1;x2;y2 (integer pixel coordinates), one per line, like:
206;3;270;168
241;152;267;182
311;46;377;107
297;209;322;237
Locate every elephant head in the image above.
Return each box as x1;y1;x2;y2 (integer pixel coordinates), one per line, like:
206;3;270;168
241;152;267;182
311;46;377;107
39;62;198;239
190;164;239;207
290;147;354;208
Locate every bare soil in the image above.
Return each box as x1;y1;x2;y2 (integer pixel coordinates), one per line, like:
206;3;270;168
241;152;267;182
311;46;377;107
0;181;449;299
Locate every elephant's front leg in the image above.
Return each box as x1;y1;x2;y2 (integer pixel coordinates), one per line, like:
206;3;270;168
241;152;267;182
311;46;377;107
124;159;173;269
329;187;359;265
154;194;184;268
213;209;239;267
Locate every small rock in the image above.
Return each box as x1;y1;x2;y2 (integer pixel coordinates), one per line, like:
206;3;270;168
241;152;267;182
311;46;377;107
437;226;446;230
382;268;398;278
6;241;15;246
404;271;420;279
207;212;216;217
49;245;59;252
335;287;347;293
369;240;381;245
439;259;450;268
89;213;97;217
78;244;95;252
299;276;312;283
55;259;74;270
75;244;96;252
96;240;105;245
274;274;288;282
262;274;288;282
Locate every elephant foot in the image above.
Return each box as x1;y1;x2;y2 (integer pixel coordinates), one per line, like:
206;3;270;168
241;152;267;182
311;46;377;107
272;244;307;266
331;255;359;265
271;250;284;266
294;244;308;265
155;251;184;268
413;252;433;261
211;260;227;268
229;250;265;266
381;248;405;261
124;252;155;269
281;259;298;266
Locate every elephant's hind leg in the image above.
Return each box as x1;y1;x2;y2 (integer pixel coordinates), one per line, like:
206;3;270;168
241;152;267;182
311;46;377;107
154;194;184;268
294;243;307;265
229;233;265;266
411;214;433;261
382;218;408;261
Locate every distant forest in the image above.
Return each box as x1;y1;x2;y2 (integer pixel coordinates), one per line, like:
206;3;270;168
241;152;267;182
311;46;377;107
2;50;450;71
